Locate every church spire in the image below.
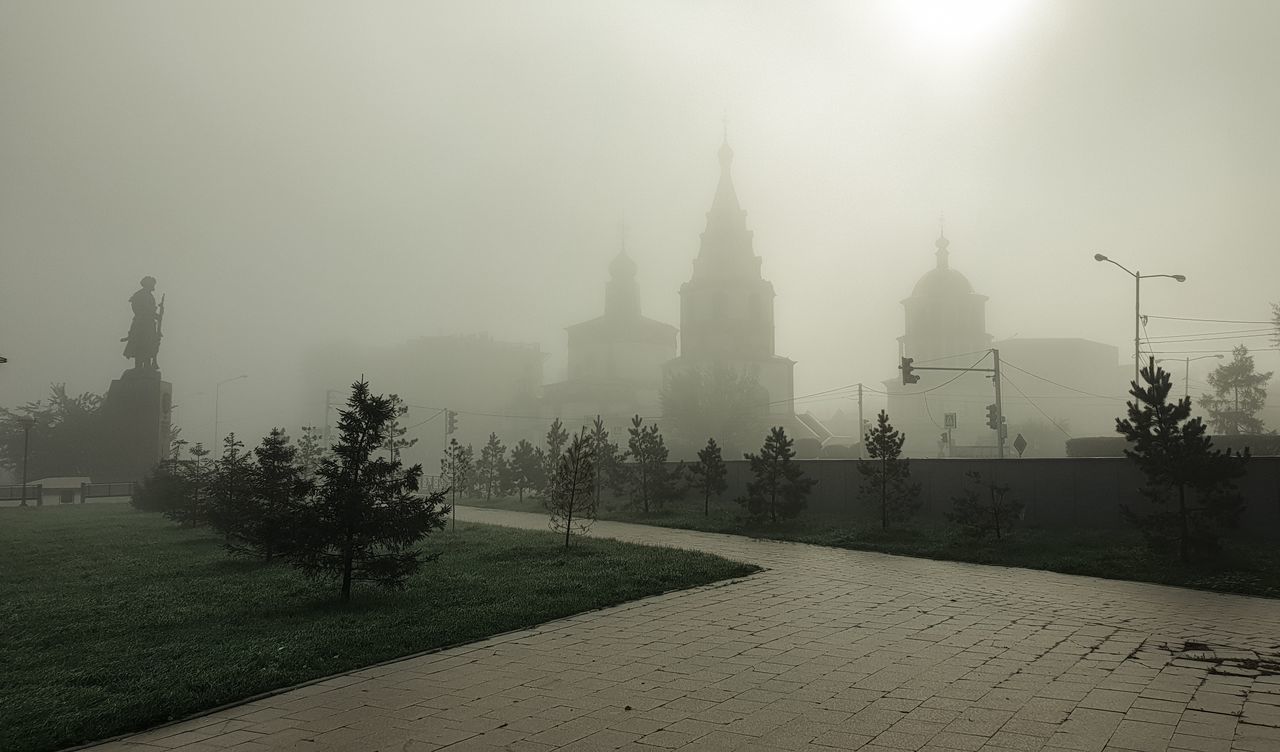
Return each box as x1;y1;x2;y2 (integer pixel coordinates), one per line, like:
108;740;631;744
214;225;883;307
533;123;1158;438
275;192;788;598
935;215;950;270
606;225;640;318
710;126;741;217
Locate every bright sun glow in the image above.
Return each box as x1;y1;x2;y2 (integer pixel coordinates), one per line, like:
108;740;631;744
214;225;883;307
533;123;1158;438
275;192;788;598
882;0;1033;58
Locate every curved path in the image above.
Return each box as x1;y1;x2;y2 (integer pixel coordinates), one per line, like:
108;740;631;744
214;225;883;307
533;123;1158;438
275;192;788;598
95;507;1280;752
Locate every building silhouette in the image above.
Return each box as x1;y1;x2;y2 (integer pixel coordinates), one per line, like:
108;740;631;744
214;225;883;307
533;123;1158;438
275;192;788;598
663;136;821;451
543;243;677;432
884;231;1127;456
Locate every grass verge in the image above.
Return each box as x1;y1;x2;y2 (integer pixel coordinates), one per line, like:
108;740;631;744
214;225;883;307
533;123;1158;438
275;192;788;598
463;495;1280;599
0;504;757;752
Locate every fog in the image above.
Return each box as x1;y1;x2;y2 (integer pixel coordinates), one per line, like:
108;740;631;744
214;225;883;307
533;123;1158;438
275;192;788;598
3;0;1278;463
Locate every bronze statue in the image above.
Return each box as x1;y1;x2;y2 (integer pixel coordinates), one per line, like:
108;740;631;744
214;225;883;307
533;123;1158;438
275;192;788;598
122;276;164;371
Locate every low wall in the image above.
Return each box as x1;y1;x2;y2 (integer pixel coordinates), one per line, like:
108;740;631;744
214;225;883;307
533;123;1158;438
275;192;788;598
686;457;1280;537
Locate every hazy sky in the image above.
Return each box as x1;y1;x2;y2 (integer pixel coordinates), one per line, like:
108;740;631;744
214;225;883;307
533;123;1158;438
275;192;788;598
2;0;1278;444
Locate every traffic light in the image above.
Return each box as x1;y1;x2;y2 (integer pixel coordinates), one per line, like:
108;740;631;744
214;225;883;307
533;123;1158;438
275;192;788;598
446;409;458;435
939;432;949;445
900;357;920;385
986;403;999;430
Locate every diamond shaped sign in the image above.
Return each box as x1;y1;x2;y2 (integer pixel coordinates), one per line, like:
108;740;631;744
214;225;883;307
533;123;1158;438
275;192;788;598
1012;433;1028;457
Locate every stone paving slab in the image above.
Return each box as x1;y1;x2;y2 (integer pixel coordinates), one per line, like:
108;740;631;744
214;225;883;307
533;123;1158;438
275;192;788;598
88;507;1280;752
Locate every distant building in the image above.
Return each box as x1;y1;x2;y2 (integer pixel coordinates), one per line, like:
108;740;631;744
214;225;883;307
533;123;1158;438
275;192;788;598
542;245;677;433
884;232;1127;457
299;333;546;464
662;136;821;450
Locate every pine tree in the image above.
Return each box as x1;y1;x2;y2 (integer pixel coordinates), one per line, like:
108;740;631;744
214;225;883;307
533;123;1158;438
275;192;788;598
475;432;508;500
949;471;1021;540
739;427;815;524
295;425;328;478
858;411;921;530
441;438;475;508
620;415;678;514
287;380;448;602
540;418;569;496
158;441;212;526
507;439;541;502
1199;345;1272;435
545;429;597;547
382;394;419;460
687;437;728;516
226;428;311;562
587;415;621;508
1119;359;1247;561
205;433;256;543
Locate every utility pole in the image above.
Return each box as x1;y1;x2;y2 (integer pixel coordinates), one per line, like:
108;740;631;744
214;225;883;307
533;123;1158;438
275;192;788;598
18;416;35;507
992;349;1005;460
857;383;864;449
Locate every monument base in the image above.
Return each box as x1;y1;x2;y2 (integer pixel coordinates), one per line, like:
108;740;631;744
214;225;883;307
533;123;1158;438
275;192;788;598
100;368;172;482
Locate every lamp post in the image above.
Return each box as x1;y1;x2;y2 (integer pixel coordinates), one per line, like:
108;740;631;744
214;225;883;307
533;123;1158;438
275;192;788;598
213;375;248;451
18;415;35;507
1158;354;1224;399
1093;254;1186;384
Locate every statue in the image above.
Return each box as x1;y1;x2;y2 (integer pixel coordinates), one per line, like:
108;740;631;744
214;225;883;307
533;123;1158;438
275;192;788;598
122;276;164;371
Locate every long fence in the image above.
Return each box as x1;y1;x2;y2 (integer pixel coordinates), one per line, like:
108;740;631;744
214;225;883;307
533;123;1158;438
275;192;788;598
0;482;134;505
695;457;1280;537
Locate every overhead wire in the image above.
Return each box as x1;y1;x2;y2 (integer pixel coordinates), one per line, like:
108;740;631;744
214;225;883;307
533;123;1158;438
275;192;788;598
1002;372;1074;439
998;359;1127;401
1145;315;1273;325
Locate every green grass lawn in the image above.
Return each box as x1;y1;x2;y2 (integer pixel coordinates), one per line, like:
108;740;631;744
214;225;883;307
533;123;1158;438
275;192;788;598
0;504;758;752
463;494;1280;599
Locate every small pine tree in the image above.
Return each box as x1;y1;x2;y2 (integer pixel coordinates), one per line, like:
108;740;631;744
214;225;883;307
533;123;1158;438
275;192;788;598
739;427;815;524
587;415;621;508
287;380;449;602
620;415;678;513
545;429;597;547
441;438;475;508
1118;359;1247;561
1199;345;1272;435
507;439;541;502
949;470;1022;540
295;425;328;478
382;394;419;460
205;433;256;543
226;428;311;562
540;418;569;497
688;437;728;516
858;411;921;530
475;432;508;500
160;441;213;526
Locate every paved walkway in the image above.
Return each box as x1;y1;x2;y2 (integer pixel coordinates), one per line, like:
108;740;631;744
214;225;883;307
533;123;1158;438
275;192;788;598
96;508;1280;752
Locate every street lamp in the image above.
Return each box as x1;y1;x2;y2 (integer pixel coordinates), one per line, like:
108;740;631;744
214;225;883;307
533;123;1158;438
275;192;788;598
213;375;248;451
1157;354;1224;399
1093;254;1186;384
17;416;35;507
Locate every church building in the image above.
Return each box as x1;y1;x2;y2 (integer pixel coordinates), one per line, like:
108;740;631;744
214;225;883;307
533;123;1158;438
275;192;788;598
542;244;677;430
663;136;818;447
884;231;1127;457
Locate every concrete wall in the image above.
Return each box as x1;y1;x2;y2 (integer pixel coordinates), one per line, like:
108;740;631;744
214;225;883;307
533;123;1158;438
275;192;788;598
695;457;1280;537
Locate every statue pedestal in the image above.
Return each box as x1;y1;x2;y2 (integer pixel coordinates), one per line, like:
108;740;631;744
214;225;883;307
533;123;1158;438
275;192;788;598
100;369;172;482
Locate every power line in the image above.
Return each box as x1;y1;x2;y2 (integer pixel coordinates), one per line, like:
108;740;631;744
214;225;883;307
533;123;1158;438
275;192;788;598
1145;315;1273;325
1143;332;1275;345
1002;373;1074;439
1144;327;1274;341
914;349;993;366
1150;347;1280;354
999;358;1126;401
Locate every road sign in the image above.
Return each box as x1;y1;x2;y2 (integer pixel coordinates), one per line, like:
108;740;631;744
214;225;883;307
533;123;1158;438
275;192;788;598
1013;433;1028;457
944;412;957;429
